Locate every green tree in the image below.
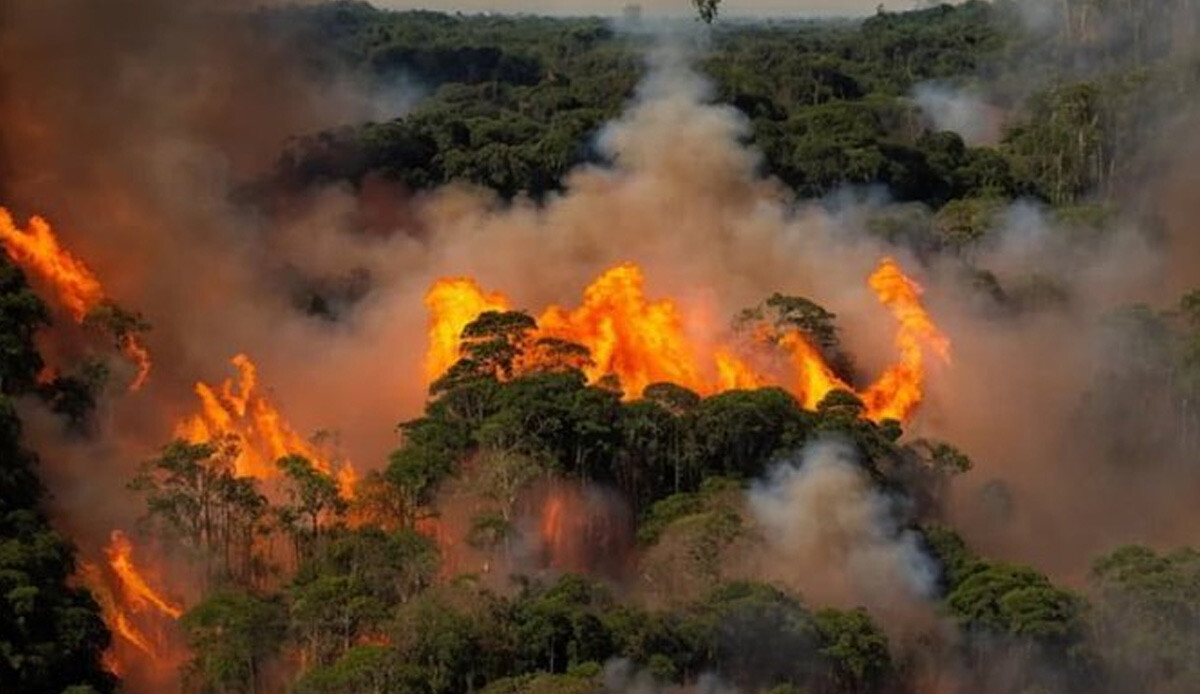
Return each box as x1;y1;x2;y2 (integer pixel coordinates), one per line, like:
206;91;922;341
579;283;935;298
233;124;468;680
510;575;616;675
737;293;855;381
277;455;348;562
290;528;438;667
694;0;720;23
433;311;537;393
947;562;1083;642
694;582;820;688
814;608;892;694
181;590;286;694
0;260;49;395
130;440;269;586
1089;546;1200;694
0;259;113;693
293;645;423;694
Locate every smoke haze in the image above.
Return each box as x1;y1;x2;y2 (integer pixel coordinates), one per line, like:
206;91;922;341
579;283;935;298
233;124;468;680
3;4;1200;693
370;0;936;18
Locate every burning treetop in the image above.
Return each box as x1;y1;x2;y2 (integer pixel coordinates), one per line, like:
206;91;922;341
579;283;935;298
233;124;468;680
0;207;152;390
176;353;357;496
423;258;950;423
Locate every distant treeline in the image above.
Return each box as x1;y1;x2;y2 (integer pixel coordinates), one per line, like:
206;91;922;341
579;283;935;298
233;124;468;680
259;0;1200;218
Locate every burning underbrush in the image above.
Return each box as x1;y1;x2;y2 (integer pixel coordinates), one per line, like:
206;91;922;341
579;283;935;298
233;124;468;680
79;531;187;687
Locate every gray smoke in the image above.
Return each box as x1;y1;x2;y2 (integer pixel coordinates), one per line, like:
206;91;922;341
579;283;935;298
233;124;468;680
912;82;1003;146
747;439;938;611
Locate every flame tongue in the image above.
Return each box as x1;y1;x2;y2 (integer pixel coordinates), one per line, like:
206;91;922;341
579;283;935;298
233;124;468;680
424;257;950;423
105;530;184;619
0;207;152;389
178;353;357;495
424;278;510;382
80;530;184;674
778;330;852;410
0;208;104;319
859;258;951;422
536;263;706;395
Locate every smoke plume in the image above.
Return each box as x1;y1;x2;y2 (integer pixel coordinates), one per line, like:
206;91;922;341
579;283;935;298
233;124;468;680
747;439;937;613
911;82;1004;146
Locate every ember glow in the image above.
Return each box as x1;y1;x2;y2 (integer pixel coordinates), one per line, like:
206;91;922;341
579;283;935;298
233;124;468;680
423;258;949;422
177;353;358;495
0;207;152;389
536;483;631;575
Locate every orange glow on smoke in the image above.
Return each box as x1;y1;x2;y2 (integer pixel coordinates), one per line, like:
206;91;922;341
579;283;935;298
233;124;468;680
540;493;568;566
177;353;357;495
415;515;457;578
0;207;152;390
424;277;510;382
536;483;631;575
424;258;949;423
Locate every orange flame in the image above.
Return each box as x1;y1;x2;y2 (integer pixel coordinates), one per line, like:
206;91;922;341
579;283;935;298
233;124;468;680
80;531;185;675
121;334;153;392
424;258;949;423
859;258;951;422
0;207;152;389
105;530;184;619
177;353;357;495
537;263;708;395
778;330;852;410
714;347;766;391
80;560;156;661
423;277;510;382
0;208;103;318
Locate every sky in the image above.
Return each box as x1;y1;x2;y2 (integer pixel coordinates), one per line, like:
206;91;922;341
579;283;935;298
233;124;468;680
370;0;936;18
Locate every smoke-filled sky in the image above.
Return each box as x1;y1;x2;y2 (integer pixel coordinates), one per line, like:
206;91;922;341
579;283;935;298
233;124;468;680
371;0;931;17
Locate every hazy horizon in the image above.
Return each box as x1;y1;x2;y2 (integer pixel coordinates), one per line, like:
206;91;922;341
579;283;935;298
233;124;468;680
368;0;937;18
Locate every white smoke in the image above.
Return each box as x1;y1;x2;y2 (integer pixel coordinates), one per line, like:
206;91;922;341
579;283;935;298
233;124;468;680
912;82;1002;146
747;439;938;609
603;658;735;694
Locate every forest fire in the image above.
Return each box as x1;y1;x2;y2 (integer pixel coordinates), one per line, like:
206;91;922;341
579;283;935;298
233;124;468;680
424;277;511;381
860;258;952;422
177;354;357;495
537;483;632;576
423;258;949;422
105;530;184;620
80;531;184;676
537;263;709;395
0;207;152;389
